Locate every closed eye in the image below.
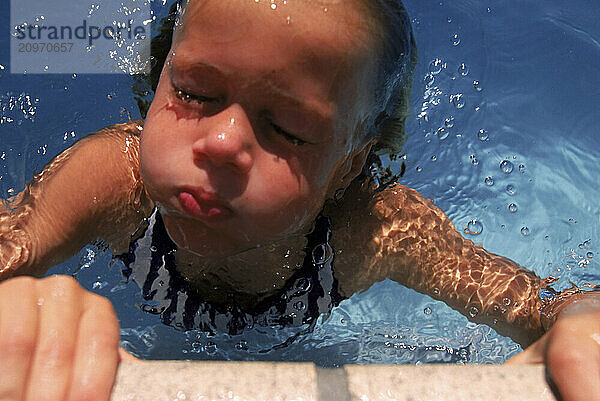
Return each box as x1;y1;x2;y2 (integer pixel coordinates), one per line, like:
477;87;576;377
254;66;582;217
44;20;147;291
174;88;219;105
270;122;309;146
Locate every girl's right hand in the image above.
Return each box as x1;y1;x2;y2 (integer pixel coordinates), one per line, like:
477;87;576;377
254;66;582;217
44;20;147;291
0;275;122;401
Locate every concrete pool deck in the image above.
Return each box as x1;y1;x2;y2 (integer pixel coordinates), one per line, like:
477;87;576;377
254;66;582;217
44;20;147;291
110;362;557;400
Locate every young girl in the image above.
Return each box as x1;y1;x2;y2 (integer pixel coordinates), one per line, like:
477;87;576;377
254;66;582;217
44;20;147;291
1;0;599;400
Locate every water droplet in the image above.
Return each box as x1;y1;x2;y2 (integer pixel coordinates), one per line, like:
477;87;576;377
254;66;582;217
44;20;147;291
458;63;469;76
521;226;530;236
466;219;483;235
424;307;432;315
236;340;248;350
435;127;449;140
293;300;305;311
477;129;489;141
431;155;437;162
508;203;518;213
429;58;444;75
473;80;483;91
484;176;494;186
451;33;460;45
43;65;49;71
72;73;77;79
468;306;479;317
500;160;514;174
444;116;455;128
107;93;113;100
286;15;291;24
92;281;108;290
149;245;157;252
270;3;276;9
470;155;479;165
416;166;422;172
433;288;440;295
506;184;516;195
568;218;576;224
450;93;465;108
502;297;512;306
518;164;526;173
587;252;594;259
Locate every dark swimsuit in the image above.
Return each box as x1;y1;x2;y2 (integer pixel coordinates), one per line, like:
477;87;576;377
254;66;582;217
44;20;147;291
117;209;344;336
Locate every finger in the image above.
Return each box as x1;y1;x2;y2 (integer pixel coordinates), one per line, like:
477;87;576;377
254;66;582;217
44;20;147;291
119;347;139;362
25;275;82;401
545;320;600;401
66;292;120;401
505;335;547;365
0;277;39;400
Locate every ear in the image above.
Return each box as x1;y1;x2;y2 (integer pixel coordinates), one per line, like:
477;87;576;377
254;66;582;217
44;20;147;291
328;141;374;198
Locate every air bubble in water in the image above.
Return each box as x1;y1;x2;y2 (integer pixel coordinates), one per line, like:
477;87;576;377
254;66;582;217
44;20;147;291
587;252;594;259
458;63;469;76
451;33;460;45
444;116;454;128
470;155;479;165
312;243;332;265
477;129;489;141
423;73;435;87
519;164;526;173
521;226;530;236
450;93;465;109
466;219;483;235
508;203;518;213
500;160;514;174
468;306;479;317
429;58;444;75
205;341;217;354
431;155;437;162
424;307;432;315
473;80;483;91
506;184;516;195
485;176;494;186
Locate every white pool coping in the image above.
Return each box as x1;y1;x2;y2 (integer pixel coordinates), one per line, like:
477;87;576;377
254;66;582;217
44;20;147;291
110;362;557;400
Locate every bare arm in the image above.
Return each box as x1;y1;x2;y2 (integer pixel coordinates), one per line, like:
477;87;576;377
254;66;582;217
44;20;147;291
328;181;564;347
0;120;153;279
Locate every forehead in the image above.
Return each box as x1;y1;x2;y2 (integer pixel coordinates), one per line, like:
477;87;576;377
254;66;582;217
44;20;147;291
174;0;377;133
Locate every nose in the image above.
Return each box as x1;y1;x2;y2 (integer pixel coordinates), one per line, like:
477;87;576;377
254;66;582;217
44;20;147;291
192;104;254;174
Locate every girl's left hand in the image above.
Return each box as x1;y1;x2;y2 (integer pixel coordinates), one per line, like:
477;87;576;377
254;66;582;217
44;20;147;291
506;294;600;401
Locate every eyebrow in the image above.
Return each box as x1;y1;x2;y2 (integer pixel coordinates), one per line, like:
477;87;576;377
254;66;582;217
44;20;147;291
168;55;334;130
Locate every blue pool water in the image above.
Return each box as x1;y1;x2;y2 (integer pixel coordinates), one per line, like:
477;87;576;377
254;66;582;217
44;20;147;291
1;0;599;365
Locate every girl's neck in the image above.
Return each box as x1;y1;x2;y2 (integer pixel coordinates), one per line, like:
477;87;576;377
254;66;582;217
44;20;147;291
173;232;309;307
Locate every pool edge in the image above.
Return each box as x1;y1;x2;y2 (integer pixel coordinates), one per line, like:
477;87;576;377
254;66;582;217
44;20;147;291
110;362;557;400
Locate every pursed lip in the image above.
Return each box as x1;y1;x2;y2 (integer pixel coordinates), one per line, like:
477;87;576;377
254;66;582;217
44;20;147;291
176;186;233;221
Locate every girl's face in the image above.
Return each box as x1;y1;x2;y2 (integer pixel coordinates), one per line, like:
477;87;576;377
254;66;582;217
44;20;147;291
140;0;377;257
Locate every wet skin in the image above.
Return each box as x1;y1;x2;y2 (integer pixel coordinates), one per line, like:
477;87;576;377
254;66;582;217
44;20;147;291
140;0;377;257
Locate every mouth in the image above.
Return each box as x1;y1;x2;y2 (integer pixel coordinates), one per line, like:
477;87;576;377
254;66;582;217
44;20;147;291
177;186;233;221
